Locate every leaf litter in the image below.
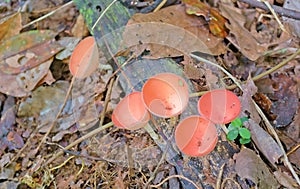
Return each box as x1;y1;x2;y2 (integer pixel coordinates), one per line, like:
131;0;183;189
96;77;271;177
1;0;300;188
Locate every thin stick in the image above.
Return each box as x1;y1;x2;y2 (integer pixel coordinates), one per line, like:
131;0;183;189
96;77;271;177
44;121;114;167
99;78;115;126
216;163;226;189
149;175;202;189
153;0;167;12
22;1;73;28
190;51;300;186
238;0;300;20
91;0;118;31
259;0;286;32
36;76;76;153
189;48;300;97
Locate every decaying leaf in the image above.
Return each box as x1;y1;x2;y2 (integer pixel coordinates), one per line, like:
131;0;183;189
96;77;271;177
0;97;24;154
0;30;63;97
182;0;228;38
219;3;268;61
0;12;22;42
274;170;298;189
121;4;225;58
240;77;261;122
17;70;105;134
234;147;280;188
246;119;283;166
269;74;298;127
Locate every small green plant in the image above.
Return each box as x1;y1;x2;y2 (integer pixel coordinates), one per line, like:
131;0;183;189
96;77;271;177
226;117;251;144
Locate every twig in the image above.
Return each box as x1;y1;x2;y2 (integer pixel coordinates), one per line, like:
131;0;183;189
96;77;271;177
149;175;201;189
36;76;76;153
189;48;300;97
216;163;225;189
253;101;300;185
144;136;170;188
99;78;115;126
238;0;300;20
91;0;118;31
259;0;286;32
287;143;300;156
22;1;74;28
190;50;300;186
153;0;167;12
44;121;114;167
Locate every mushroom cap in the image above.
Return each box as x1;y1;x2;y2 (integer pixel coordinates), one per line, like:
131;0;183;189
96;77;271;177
175;116;218;157
69;36;99;78
142;73;189;118
112;92;150;130
198;89;241;124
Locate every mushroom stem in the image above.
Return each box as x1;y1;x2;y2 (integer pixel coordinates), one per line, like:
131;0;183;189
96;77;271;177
219;124;228;134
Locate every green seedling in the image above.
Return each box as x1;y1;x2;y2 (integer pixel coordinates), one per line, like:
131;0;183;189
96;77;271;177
226;117;251;144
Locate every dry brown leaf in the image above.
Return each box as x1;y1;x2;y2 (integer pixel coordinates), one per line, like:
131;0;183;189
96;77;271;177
219;3;268;61
274;170;298;189
121;4;225;58
246;119;283;166
240;77;261;122
0;12;22;42
234;147;280;188
71;14;89;38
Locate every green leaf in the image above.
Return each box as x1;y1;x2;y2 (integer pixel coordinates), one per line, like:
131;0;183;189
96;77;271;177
240;117;249;123
239;138;251;144
227;129;239;141
239;128;251;139
230;118;242;127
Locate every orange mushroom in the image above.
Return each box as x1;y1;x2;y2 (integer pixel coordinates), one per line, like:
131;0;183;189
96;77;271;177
69;36;99;78
112;92;150;130
142;73;189;118
198;89;241;124
175;116;218;157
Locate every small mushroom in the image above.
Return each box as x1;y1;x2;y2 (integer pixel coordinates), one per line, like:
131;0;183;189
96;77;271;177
69;36;99;78
197;89;241;124
112;92;150;130
175;116;218;157
142;73;189;118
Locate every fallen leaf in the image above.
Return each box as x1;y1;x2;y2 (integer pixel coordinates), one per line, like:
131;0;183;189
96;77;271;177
246;119;283;166
17;70;104;133
219;3;268;61
0;30;63;97
269;74;298;127
234;147;280;188
274;170;298;189
283;0;300;38
55;37;81;60
182;0;228;38
71;14;89;38
121;4;225;58
0;12;22;42
240;77;261;122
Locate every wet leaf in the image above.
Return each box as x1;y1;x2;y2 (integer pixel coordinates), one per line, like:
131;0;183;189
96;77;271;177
0;12;22;42
122;5;225;58
234;147;280;188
